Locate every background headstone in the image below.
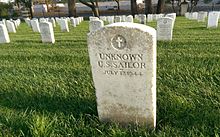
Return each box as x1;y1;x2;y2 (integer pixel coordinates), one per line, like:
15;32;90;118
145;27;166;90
139;14;146;24
157;17;174;41
60;19;69;32
197;11;206;22
6;20;16;33
39;22;55;43
207;12;219;28
126;15;133;23
0;24;10;43
31;19;41;32
114;16;122;23
89;20;104;32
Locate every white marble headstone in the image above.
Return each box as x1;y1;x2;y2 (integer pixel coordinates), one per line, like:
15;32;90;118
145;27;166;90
6;20;16;33
89;20;104;32
157;17;174;41
39;22;55;43
88;22;157;128
75;18;80;26
126;15;133;23
107;16;114;24
207;12;219;28
139;14;146;24
122;15;126;22
31;19;41;32
100;16;107;22
49;18;56;27
147;14;153;22
192;12;198;20
60;19;69;32
90;17;99;21
70;17;76;27
197;11;207;22
114;16;122;23
165;13;176;20
0;24;10;43
39;18;46;22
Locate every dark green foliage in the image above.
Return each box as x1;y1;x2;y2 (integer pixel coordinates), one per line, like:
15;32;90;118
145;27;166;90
0;3;13;18
0;18;220;136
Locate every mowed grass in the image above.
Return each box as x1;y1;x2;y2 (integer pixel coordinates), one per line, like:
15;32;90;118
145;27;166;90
0;17;220;136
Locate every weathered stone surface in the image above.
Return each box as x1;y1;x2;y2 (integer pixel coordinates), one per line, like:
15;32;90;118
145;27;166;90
157;17;174;41
6;20;16;33
88;22;156;128
207;12;219;28
39;22;55;43
0;24;10;43
89;20;104;32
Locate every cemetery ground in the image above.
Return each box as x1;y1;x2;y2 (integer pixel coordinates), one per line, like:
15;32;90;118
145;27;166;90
0;17;220;136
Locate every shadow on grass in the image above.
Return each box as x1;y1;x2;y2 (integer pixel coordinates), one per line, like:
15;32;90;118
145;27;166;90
157;91;220;135
187;26;207;30
0;90;97;117
13;40;42;43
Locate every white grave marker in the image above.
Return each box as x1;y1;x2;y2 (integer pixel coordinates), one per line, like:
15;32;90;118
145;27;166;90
0;24;10;43
207;12;219;28
6;20;16;33
114;16;122;22
126;15;133;23
139;14;146;24
88;22;157;128
157;17;174;41
89;20;104;32
39;22;55;43
31;19;41;32
70;17;76;27
197;11;207;22
60;19;69;32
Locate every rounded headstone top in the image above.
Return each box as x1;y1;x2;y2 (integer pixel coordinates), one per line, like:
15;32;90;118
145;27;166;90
106;22;156;35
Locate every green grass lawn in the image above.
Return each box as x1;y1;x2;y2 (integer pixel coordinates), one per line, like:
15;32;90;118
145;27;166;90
0;17;220;136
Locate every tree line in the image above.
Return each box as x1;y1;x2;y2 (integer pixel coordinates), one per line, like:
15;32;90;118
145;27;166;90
1;0;200;18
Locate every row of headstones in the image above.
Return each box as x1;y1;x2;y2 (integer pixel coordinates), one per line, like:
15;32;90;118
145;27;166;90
24;17;83;43
0;17;84;44
185;11;220;28
135;13;176;24
185;11;208;22
25;17;83;33
0;19;21;43
95;13;176;25
0;19;20;33
89;15;175;41
98;15;134;24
